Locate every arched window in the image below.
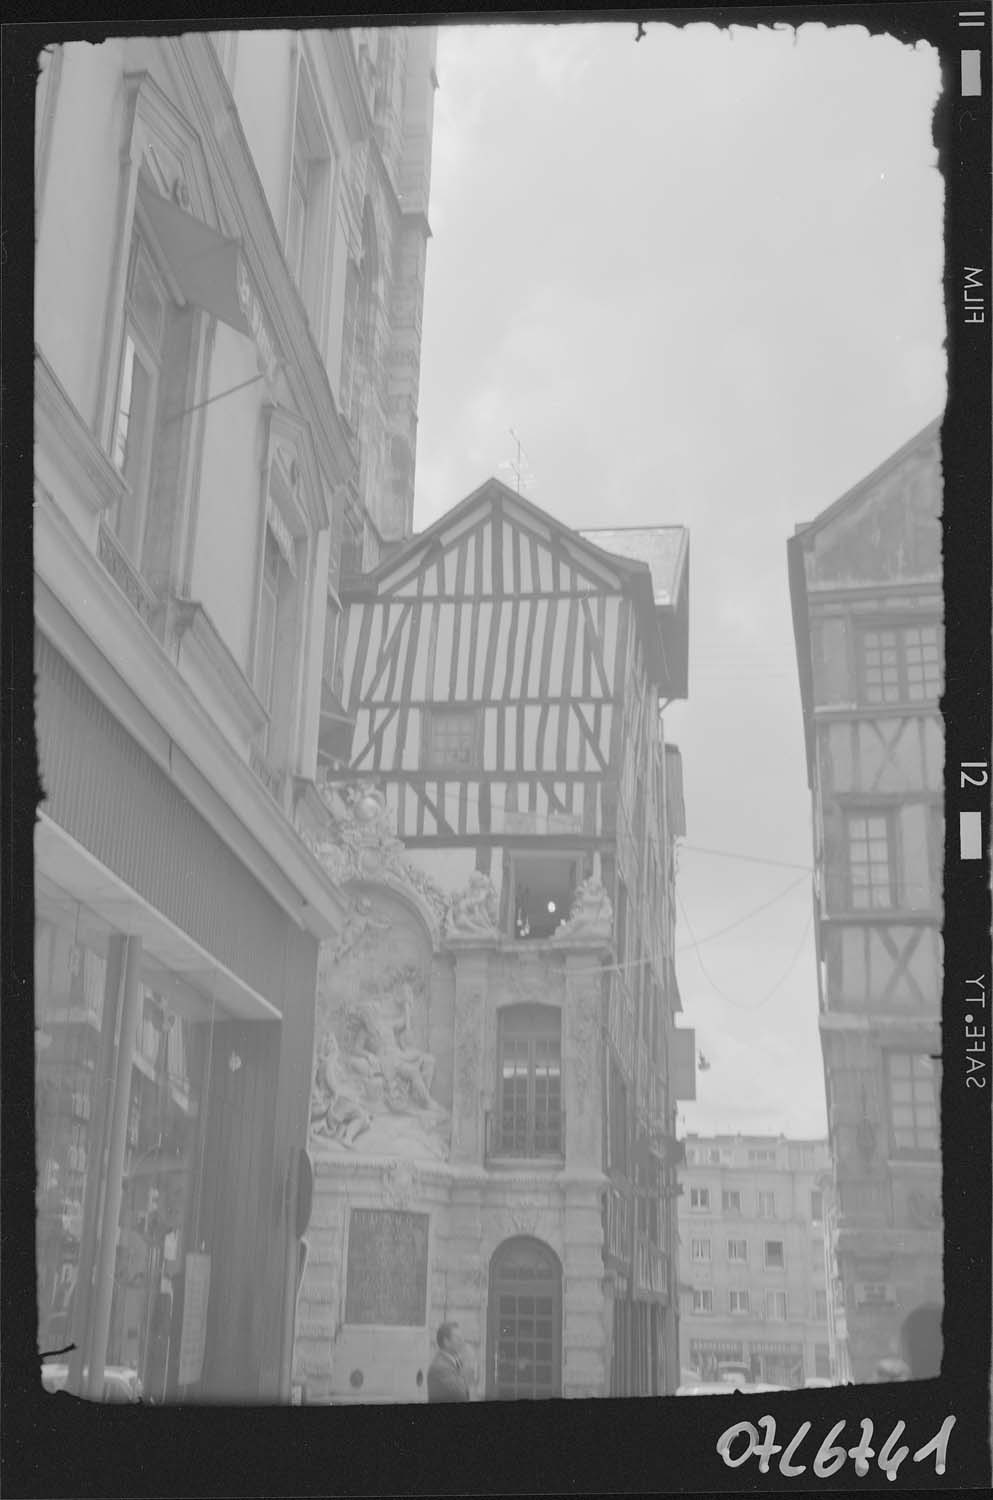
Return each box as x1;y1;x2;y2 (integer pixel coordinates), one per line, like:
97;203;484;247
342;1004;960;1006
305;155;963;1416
487;1237;562;1400
490;1005;563;1160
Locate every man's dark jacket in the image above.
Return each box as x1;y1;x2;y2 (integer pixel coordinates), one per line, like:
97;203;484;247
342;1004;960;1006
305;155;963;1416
427;1349;470;1402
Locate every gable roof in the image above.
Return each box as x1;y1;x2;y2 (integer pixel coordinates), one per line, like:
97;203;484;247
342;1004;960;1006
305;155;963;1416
345;476;690;697
792;415;943;543
580;526;688;609
787;414;943;785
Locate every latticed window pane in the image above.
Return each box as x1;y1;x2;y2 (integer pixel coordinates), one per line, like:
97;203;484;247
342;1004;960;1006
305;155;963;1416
886;1051;940;1153
496;1006;562;1156
904;624;941;701
848;814;894;909
425;708;479;769
862;629;901;703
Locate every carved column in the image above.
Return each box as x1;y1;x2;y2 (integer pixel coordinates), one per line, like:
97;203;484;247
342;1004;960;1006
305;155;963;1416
446;940;492;1166
561;944;608;1171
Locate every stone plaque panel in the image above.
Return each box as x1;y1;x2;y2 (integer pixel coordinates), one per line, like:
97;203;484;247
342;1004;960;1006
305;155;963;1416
344;1208;429;1326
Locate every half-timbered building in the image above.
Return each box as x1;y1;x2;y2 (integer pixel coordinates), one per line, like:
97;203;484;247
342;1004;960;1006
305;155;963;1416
294;478;693;1401
788;418;944;1382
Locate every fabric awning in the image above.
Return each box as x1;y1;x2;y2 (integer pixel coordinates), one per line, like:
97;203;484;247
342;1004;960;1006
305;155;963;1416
137;178;280;385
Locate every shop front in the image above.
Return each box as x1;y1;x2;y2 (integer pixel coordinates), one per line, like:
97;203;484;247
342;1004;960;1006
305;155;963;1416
34;634;335;1401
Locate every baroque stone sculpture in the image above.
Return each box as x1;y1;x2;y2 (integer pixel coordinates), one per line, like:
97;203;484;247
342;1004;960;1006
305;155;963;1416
310;967;449;1161
553;876;613;943
304;783;449;939
446;871;499;939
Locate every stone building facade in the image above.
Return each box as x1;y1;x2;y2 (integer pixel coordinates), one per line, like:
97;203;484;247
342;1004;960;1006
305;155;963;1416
677;1135;832;1387
293;483;695;1401
33;26;435;1402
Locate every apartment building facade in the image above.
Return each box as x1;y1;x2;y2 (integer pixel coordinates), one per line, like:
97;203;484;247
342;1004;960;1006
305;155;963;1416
294;481;696;1400
33;26;435;1402
788;419;944;1382
677;1135;832;1387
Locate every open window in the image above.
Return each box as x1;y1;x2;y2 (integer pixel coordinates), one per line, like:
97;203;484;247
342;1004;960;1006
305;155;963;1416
509;853;580;940
250;410;328;781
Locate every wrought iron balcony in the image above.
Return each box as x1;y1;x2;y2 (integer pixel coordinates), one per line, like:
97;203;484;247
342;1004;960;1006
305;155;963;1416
484;1109;565;1164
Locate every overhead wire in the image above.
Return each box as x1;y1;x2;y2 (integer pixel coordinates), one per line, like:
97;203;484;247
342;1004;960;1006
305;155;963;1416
675;871;809;953
676;886;816;1013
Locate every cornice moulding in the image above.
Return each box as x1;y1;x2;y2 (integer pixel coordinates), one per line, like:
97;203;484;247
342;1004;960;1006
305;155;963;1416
34;354;128;519
34;488;349;938
169;594;269;742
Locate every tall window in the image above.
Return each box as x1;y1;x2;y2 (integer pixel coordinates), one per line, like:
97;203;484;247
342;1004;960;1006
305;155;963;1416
690;1238;711;1263
885;1052;940;1155
764;1240;785;1270
286;61;334;334
254;530;282;722
859;622;941;705
766;1291;788;1322
810;1189;824;1223
729;1289;750;1315
757;1190;776;1219
494;1005;562;1158
607;1058;629;1176
727;1238;748;1263
689;1187;710;1211
722;1189;742;1214
847;811;896;909
692;1289;713;1314
109;231;168;564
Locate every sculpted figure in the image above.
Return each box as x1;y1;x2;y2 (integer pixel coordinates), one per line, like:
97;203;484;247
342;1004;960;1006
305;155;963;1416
330;896;390;966
347;983;439;1114
310;1031;372;1149
554;875;613;941
447;871;499;938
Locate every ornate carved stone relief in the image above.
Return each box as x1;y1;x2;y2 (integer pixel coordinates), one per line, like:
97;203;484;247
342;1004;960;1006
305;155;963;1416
553;876;613;944
446;871;499;940
305;783;449;942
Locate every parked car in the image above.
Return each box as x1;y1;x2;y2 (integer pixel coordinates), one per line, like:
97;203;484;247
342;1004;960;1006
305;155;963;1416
41;1363;142;1402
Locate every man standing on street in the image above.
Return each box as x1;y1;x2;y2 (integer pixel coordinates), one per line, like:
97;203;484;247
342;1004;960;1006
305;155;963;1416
427;1321;471;1402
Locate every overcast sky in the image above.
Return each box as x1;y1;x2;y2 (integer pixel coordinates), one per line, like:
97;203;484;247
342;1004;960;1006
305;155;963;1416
411;20;945;1138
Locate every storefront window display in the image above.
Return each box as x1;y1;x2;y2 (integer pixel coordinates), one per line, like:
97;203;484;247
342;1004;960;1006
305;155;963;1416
35;890;209;1401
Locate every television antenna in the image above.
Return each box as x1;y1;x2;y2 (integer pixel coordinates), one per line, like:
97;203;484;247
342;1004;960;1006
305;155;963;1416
499;428;535;496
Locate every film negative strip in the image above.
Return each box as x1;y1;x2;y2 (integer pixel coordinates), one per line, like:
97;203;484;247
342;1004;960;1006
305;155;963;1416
3;1;990;1497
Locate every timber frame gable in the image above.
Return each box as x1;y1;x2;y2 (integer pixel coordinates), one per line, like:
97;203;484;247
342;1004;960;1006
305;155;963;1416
334;478;688;848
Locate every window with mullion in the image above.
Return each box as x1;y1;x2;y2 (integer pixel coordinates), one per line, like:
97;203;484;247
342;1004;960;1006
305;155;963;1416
859;622;942;706
497;1006;562;1157
886;1051;940;1155
109;233;166;564
847;812;895;909
254;529;281;722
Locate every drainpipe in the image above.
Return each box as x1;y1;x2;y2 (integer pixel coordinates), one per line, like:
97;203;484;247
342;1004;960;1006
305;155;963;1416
84;936;143;1399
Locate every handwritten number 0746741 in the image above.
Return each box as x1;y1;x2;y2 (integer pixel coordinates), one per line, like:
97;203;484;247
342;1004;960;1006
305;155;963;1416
717;1413;955;1481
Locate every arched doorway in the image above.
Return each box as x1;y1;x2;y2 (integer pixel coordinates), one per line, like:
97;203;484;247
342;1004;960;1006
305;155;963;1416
487;1237;562;1400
